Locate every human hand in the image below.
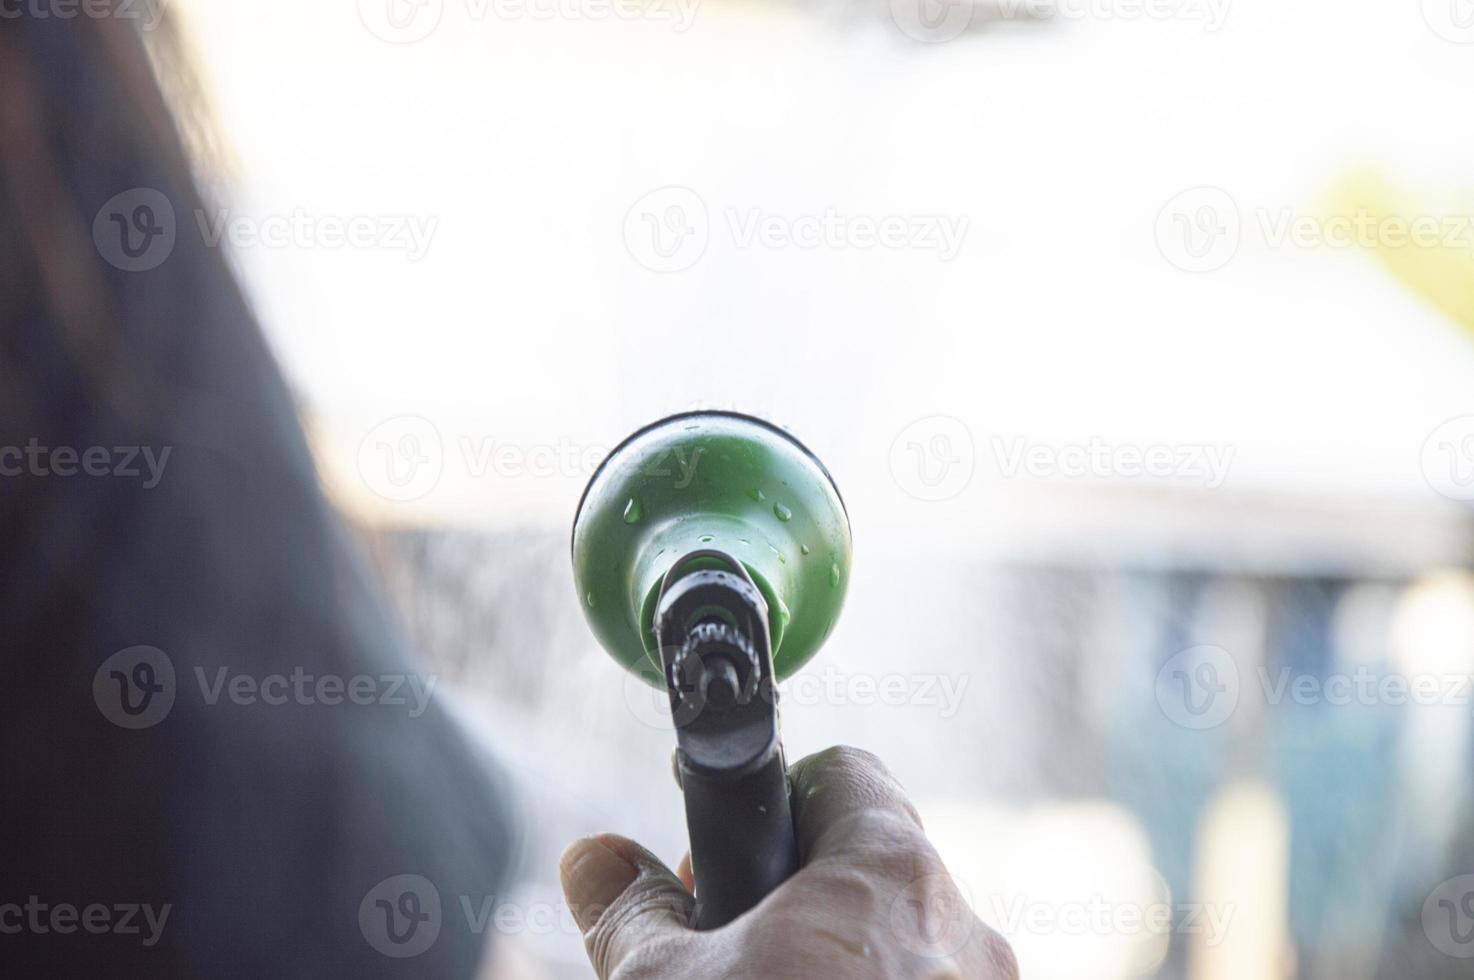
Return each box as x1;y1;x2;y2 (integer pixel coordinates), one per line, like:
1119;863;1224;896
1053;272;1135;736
558;746;1017;979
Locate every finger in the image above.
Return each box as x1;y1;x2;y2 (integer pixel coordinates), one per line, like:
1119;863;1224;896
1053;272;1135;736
787;745;927;863
559;833;697;980
675;851;693;892
785;748;1014;977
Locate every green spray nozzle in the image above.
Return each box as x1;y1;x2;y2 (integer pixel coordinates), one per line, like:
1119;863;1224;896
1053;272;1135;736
570;411;852;927
571;411;852;684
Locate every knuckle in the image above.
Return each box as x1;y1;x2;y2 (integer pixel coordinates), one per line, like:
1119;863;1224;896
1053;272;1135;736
880;838;950;885
819;744;889;778
587;880;693;978
853;807;935;851
815;808;940;879
797;745;925;832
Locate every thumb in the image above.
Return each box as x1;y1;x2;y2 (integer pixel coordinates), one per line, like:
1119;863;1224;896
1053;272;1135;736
559;834;698;980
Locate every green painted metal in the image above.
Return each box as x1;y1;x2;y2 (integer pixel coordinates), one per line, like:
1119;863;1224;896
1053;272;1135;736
572;412;851;684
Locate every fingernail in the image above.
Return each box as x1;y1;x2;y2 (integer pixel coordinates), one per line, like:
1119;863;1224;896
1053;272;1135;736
560;837;638;931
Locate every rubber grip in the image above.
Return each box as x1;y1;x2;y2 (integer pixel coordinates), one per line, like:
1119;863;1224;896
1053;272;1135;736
681;750;798;930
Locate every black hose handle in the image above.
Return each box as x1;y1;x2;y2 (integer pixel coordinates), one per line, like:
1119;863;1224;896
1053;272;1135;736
655;552;799;929
680;745;797;929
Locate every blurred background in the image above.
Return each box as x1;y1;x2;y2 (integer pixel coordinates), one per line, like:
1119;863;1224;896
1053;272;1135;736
146;0;1474;976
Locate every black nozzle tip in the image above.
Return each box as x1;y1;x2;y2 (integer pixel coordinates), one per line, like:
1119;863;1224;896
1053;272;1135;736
699;657;743;708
